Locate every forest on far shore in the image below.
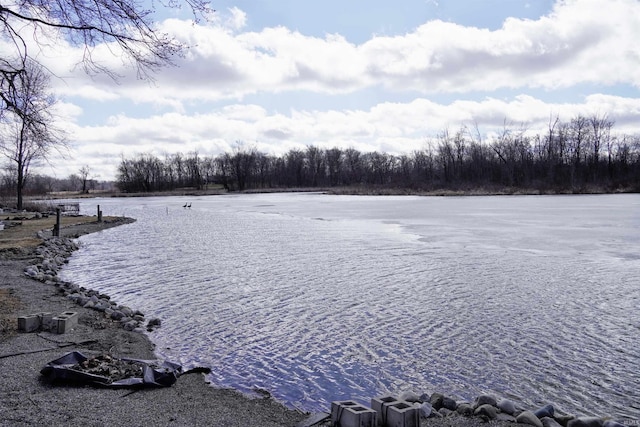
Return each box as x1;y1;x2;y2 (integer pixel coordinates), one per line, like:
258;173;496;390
115;114;640;195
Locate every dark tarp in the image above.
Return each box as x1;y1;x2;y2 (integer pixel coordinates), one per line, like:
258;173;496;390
40;351;182;387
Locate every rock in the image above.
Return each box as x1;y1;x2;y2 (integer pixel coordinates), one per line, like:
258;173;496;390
516;410;543;427
399;391;422;402
94;302;109;312
442;396;457;411
456;403;474;416
567;417;604;427
438;408;453;417
497;413;517;423
534;404;556;419
556;414;576;425
474;404;498;420
475;394;497;408
541;417;563;427
110;310;124;321
147;318;161;328
430;393;445;410
123;321;138;331
418;402;433;418
498;398;517;415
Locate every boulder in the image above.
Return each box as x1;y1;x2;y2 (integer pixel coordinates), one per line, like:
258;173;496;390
516;410;543;427
498;398;517;415
474;404;498;420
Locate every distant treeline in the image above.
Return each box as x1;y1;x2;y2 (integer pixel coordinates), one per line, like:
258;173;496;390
116;114;640;194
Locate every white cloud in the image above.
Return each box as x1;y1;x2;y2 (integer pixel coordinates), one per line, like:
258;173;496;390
39;0;639;106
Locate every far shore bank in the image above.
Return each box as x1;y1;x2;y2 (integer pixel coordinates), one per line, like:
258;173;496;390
26;182;639;203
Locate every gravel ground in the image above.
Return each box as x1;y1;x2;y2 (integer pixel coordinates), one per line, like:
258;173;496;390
0;218;526;427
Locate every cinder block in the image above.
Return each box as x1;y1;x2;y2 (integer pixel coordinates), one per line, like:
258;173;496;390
51;311;78;334
372;395;400;426
385;401;419;427
17;315;40;332
38;312;54;331
331;400;377;427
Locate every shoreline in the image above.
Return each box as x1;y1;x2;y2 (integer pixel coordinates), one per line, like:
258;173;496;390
0;218;308;426
0;216;633;426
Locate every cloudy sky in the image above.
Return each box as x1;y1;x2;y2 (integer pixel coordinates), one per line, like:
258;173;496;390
31;0;640;180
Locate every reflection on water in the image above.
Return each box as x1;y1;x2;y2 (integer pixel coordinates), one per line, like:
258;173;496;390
60;194;640;418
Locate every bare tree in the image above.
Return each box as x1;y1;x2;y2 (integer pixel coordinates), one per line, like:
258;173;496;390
78;165;91;193
1;0;212;118
0;61;66;209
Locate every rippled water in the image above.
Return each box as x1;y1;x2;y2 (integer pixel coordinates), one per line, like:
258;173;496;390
59;193;640;419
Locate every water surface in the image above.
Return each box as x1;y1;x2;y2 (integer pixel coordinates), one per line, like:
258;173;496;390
60;193;640;418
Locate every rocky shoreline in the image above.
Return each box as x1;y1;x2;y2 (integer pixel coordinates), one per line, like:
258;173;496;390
1;216;634;426
23;236;159;334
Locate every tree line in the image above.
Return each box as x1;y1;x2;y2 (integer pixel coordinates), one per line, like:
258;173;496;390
116;114;640;194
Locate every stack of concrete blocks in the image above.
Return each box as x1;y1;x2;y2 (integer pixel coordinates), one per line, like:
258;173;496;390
371;395;420;427
17;311;78;334
331;400;377;427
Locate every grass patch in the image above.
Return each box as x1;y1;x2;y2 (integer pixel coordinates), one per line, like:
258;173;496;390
0;215;100;250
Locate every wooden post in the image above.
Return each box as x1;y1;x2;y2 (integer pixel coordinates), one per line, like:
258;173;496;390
53;208;61;237
97;205;102;222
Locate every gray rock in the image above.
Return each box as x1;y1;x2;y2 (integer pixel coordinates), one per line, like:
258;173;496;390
567;417;604;427
516;410;543;427
475;394;497;408
442;396;457;411
474;404;497;420
456;403;474;416
110;310;125;321
123;321;138;331
147;318;162;328
534;404;555;419
399;391;422;402
438;408;453;417
556;414;576;425
94;302;109;312
430;393;445;410
541;417;563;427
497;413;517;423
418;402;433;418
498;398;517;415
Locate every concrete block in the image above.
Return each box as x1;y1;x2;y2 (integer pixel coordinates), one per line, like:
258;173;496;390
37;312;54;331
51;311;78;334
17;315;40;332
371;395;400;426
331;400;377;427
385;401;419;427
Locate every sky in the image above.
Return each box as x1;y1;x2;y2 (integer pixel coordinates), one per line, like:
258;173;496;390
11;0;640;181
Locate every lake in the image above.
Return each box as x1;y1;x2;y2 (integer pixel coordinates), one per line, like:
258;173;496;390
59;193;640;419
